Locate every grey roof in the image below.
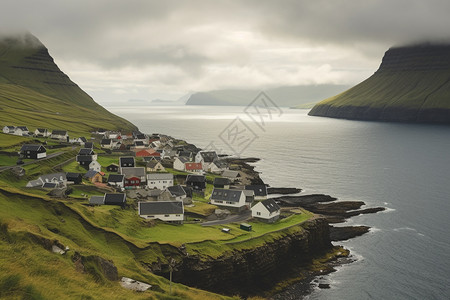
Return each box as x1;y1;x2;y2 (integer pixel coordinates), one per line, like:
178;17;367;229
121;167;146;178
20;144;45;152
78;137;88;143
186;174;206;183
147;160;159;168
139;201;183;215
5;126;15;130
222;170;240;178
36;128;47;133
199;151;218;163
119;157;135;167
135;134;147;139
78;148;94;155
89;196;105;205
176;156;189;164
245;185;267;197
104;193;126;205
77;155;93;162
177;151;192;158
260;199;280;213
66;172;82;180
101;138;112;145
84;142;94;149
134;141;145;146
108;174;124;183
17;126;29;131
213;177;231;186
84;170;100;178
40;172;66;183
211;188;243;203
147;173;173;181
167;185;186;197
212;160;228;169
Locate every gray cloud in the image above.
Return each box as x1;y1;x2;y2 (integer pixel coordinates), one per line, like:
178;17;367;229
1;0;449;101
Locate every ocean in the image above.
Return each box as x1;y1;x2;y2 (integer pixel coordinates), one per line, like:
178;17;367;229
109;105;450;299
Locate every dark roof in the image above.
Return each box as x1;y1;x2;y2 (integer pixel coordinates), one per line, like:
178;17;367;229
52;130;67;135
89;196;105;205
78;148;94;155
119;157;135;166
107;163;119;168
134;141;144;146
186;174;206;183
176;156;189;164
260;199;280;213
42;182;57;189
17;126;29;131
20;144;45;152
104;193;126;205
213;177;231;186
108;174;124;183
178;151;192;158
78;137;88;143
84;170;100;178
167;185;187;197
77;155;93;162
5;126;15;130
213;160;228;169
147;160;159;168
135;134;147;139
211;188;243;202
66;172;82;180
245;185;267;197
36;128;47;133
84;142;94;148
199;151;218;163
139;201;183;215
101;139;112;145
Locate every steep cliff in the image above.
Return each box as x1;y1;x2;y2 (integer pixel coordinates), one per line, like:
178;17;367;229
309;44;450;124
0;32;137;134
159;217;332;297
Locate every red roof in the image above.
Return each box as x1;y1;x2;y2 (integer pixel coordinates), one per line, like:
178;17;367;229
185;162;202;171
135;149;160;157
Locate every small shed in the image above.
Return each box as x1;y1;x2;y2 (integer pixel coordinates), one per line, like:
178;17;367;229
240;223;252;231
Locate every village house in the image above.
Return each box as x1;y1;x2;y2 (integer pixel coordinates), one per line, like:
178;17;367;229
100;139;113;149
161;185;188;201
83;170;103;183
104;193;127;207
134;141;146;148
173;157;189;171
210;188;247;211
89;160;102;172
146;160;165;172
66;172;82;184
162;149;177;160
89;195;105;205
186;174;206;191
177;150;193;161
135;149;159;157
76;155;94;168
195;151;219;171
77;148;97;160
19;144;47;159
76;137;88;146
251;199;281;223
34;128;49;137
121;167;147;187
16;126;29;136
119;157;135;171
2;126;15;134
209;160;228;174
213;177;231;189
243;190;255;208
147;173;173;190
107;174;125;189
106;163;119;173
222;170;241;183
138;201;184;223
26;172;67;188
51;130;69;141
245;185;268;201
84;142;94;149
185;162;203;174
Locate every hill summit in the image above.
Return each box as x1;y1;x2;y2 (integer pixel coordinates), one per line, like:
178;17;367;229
0;32;137;134
309;43;450;124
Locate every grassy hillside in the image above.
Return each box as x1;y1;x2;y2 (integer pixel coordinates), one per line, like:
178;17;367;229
186;85;350;108
309;44;450;124
0;33;137;136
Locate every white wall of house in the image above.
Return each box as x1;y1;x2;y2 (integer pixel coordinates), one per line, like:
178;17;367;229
140;213;184;222
251;202;280;219
37;152;47;159
210;194;246;208
2;126;10;134
109;181;124;188
13;128;23;136
173;158;186;171
209;163;225;174
147;179;173;190
89;161;102;172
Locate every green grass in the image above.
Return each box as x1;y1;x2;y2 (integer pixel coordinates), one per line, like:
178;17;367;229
185;201;217;216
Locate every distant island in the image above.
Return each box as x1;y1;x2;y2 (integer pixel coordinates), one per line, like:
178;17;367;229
185;85;350;108
309;43;450;124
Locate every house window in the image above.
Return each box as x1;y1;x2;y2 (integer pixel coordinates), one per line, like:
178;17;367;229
226;201;233;204
176;214;180;217
164;214;169;217
257;212;261;216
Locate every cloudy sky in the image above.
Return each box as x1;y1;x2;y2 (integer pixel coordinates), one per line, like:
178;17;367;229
2;0;450;103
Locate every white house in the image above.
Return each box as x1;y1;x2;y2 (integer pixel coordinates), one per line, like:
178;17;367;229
2;126;15;134
209;160;228;174
165;185;187;201
100;139;113;149
89;160;102;172
34;128;49;137
173;157;189;171
122;167;147;183
195;151;219;171
147;173;173;190
245;185;267;201
146;160;165;172
210;188;247;211
107;174;125;189
51;130;68;141
138;201;184;223
251;199;281;223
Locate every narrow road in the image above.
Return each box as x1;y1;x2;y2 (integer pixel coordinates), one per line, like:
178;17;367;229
201;210;251;226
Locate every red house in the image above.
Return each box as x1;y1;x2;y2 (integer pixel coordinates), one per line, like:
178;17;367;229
124;176;141;188
185;162;203;174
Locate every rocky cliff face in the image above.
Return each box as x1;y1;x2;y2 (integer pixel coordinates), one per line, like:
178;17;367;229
158;218;332;296
309;44;450;124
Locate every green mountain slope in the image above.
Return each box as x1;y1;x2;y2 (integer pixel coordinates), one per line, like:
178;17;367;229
186;85;350;108
0;33;137;135
309;44;450;124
